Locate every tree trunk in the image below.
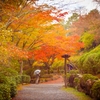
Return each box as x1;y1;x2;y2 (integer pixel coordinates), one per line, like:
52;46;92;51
28;59;33;68
57;67;59;74
47;67;50;74
20;60;23;75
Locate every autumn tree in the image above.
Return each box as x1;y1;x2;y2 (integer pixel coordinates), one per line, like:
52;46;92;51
33;31;84;74
0;0;69;75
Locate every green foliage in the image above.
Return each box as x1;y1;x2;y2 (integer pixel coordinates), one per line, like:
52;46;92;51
74;77;80;86
78;53;89;69
13;75;23;85
82;74;98;82
70;70;79;75
24;68;35;77
82;53;98;74
81;32;94;50
63;73;71;80
0;68;18;77
17;75;22;84
14;76;20;85
0;84;11;100
70;56;80;66
0;75;9;84
91;80;100;99
78;45;100;74
51;59;64;70
63;70;79;83
9;81;17;98
9;75;22;85
0;74;18;98
21;75;31;83
62;87;93;100
26;75;31;83
0;74;31;99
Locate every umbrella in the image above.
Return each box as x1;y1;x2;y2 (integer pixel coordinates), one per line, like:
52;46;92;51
34;69;41;75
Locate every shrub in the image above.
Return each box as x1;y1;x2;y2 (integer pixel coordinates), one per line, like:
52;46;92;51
63;70;79;81
0;84;11;100
9;81;17;98
70;56;80;69
21;75;31;83
70;70;79;75
0;68;18;77
15;76;20;85
18;75;22;84
24;68;35;77
74;77;80;87
3;77;18;98
91;80;100;99
0;74;31;100
63;73;71;82
25;75;31;83
83;74;98;82
82;53;98;74
0;75;9;84
77;45;100;74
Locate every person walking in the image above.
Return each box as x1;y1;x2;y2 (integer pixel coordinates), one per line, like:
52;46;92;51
34;69;41;84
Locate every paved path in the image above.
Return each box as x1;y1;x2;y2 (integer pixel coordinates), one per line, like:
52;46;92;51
13;77;79;100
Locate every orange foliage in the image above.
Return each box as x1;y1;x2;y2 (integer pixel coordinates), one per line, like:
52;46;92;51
33;35;84;63
7;44;28;59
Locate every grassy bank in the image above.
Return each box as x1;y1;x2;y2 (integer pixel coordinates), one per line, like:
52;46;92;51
62;87;93;100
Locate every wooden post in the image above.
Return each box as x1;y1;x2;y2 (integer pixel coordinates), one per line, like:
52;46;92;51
61;53;70;88
65;57;67;88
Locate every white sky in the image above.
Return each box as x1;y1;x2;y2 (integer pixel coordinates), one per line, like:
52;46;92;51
36;0;99;20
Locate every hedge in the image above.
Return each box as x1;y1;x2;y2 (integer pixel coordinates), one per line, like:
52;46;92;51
91;80;100;100
21;75;31;83
9;81;17;98
0;84;11;100
0;75;9;84
0;74;31;99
